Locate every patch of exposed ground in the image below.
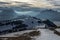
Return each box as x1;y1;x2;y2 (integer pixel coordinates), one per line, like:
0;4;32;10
54;30;60;36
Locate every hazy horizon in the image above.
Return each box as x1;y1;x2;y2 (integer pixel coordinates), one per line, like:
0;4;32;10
0;0;60;21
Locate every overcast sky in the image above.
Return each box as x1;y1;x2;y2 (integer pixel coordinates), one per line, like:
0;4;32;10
0;0;60;8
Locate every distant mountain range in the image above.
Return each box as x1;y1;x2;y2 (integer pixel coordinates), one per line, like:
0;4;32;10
0;8;18;21
37;9;60;21
0;7;60;21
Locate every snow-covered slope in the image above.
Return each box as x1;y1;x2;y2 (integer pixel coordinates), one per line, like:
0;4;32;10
0;15;60;35
36;29;60;40
0;29;60;40
0;15;43;32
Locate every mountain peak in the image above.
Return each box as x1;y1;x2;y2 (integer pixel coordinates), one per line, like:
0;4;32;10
42;9;58;12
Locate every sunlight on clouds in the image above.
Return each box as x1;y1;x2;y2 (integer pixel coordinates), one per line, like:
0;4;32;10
0;0;56;8
29;1;54;8
0;0;30;2
13;0;54;8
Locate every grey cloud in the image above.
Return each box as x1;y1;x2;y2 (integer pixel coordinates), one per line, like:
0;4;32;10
46;0;60;6
0;2;11;4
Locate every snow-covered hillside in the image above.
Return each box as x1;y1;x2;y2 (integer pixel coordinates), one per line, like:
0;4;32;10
0;29;60;40
0;15;44;35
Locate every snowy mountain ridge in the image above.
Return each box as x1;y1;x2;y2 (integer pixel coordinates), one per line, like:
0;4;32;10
0;15;42;33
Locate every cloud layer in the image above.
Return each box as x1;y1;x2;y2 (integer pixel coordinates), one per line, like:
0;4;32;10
0;0;60;9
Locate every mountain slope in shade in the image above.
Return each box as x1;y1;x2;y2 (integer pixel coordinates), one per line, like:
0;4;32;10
37;9;60;21
0;8;18;21
0;15;43;32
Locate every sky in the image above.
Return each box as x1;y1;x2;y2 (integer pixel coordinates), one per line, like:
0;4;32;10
0;0;60;9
